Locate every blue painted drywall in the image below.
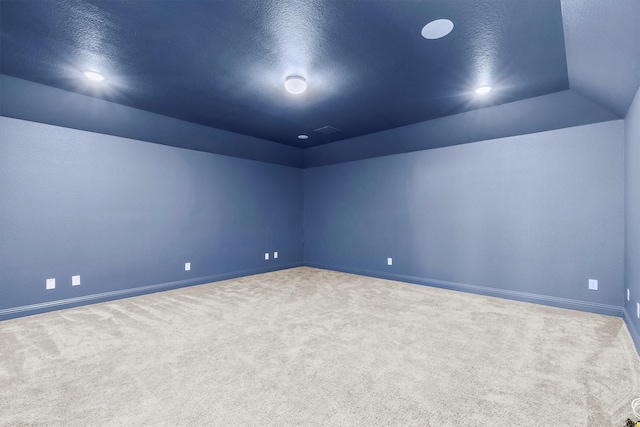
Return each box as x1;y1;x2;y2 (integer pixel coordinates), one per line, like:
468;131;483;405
0;116;303;319
303;90;619;167
0;75;303;168
625;85;640;350
304;121;624;314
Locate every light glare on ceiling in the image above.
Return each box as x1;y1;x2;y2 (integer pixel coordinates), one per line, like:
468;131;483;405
475;85;492;95
83;71;105;82
284;76;307;94
421;19;454;39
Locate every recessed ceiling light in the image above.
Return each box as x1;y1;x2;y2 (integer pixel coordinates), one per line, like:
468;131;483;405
83;71;105;82
421;19;454;40
297;134;309;140
284;76;307;95
475;85;492;95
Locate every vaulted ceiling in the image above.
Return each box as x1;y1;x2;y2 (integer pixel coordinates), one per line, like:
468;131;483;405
1;0;639;153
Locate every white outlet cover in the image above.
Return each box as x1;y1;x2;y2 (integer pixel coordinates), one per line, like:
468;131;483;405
628;289;631;301
274;252;278;259
185;262;191;271
588;279;598;291
72;275;81;286
637;302;639;319
265;253;269;260
387;258;393;266
46;278;55;290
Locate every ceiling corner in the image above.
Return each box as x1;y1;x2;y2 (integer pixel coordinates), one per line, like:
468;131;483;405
560;0;640;118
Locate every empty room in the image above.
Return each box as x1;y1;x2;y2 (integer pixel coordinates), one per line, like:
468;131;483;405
2;0;640;425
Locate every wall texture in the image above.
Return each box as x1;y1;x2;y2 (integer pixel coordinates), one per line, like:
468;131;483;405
0;116;303;319
625;85;640;348
304;121;624;315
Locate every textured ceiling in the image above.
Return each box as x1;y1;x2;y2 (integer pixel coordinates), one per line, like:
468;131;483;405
1;0;573;148
1;0;638;151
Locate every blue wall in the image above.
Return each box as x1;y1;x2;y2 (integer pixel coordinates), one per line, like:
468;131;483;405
0;85;630;325
303;90;619;167
625;85;640;347
0;116;303;319
0;75;304;168
304;121;624;315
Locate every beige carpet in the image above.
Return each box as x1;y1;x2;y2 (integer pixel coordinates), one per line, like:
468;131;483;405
1;267;639;426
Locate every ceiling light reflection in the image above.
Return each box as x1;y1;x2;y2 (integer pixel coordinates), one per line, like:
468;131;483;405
475;85;492;95
83;71;105;82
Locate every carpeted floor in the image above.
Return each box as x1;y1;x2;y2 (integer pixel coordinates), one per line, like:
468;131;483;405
1;267;639;426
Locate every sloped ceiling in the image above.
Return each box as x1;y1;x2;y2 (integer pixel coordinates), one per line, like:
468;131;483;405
561;0;640;118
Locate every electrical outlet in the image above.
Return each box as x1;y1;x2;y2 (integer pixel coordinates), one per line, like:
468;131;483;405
72;275;81;286
265;252;269;260
185;262;191;271
588;279;598;291
274;251;278;259
628;289;631;301
46;278;55;290
387;258;393;266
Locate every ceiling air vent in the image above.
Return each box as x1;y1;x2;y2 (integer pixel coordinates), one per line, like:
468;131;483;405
313;126;342;135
